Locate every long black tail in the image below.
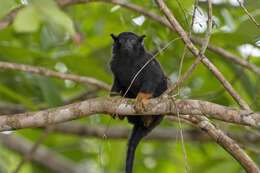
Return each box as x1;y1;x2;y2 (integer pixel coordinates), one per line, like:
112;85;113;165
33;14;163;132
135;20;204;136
125;124;147;173
125;116;163;173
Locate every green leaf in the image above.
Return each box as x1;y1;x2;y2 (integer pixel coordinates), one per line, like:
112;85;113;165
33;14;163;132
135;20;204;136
0;0;15;19
35;75;63;108
237;13;260;43
13;6;40;33
0;85;37;110
32;0;75;36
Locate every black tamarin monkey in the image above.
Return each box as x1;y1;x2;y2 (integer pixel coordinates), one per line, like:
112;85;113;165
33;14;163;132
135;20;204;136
109;32;168;173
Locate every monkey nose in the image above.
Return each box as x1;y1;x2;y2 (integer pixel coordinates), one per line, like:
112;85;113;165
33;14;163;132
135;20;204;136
123;44;132;50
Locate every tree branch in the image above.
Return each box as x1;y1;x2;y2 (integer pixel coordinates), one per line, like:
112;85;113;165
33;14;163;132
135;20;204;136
0;61;110;91
191;38;260;76
0;102;26;115
51;122;211;141
181;115;260;173
0;97;259;132
237;0;260;29
0;7;21;30
50;122;260;143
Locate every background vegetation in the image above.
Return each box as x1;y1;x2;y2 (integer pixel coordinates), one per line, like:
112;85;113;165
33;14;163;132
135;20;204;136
0;0;259;172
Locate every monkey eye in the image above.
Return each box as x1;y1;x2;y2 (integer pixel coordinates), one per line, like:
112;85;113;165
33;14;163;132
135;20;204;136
128;38;136;43
119;39;124;44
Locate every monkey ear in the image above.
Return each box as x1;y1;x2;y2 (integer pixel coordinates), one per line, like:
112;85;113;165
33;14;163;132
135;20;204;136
110;34;118;41
138;34;146;42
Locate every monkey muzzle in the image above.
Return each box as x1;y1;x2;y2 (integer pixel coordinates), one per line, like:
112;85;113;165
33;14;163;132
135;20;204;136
121;41;135;55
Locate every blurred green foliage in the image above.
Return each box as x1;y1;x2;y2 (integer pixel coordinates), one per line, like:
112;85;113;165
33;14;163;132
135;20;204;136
0;0;260;172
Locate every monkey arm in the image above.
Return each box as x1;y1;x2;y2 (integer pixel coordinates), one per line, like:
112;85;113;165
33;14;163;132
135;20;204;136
110;78;125;120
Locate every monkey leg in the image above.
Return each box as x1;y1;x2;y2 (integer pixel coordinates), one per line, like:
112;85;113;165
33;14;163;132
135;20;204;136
134;92;152;113
135;92;154;127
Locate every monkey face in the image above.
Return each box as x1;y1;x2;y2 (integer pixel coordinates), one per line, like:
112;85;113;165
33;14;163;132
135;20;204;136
111;32;145;57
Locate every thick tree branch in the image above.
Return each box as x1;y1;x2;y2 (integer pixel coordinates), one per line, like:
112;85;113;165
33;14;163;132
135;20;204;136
0;61;110;91
0;97;259;132
0;134;83;173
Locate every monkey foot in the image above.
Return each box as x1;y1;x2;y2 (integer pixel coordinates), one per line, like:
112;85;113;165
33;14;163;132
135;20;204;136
142;116;154;127
110;114;125;120
110;114;116;119
134;92;152;113
118;115;125;120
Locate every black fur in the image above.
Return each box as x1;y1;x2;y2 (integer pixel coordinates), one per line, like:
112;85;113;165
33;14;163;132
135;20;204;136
109;32;167;173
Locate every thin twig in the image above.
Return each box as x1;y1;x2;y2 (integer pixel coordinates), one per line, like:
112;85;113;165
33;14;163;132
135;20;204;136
173;1;200;172
250;89;260;106
178;0;212;171
64;87;99;104
0;61;110;91
0;7;21;30
172;100;189;172
237;0;260;29
164;53;201;95
239;144;260;155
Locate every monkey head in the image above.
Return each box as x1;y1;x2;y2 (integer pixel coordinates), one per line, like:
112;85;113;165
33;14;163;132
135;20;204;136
111;32;146;57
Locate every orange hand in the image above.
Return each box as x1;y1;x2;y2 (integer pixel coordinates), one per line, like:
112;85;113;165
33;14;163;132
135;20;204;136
134;92;152;113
